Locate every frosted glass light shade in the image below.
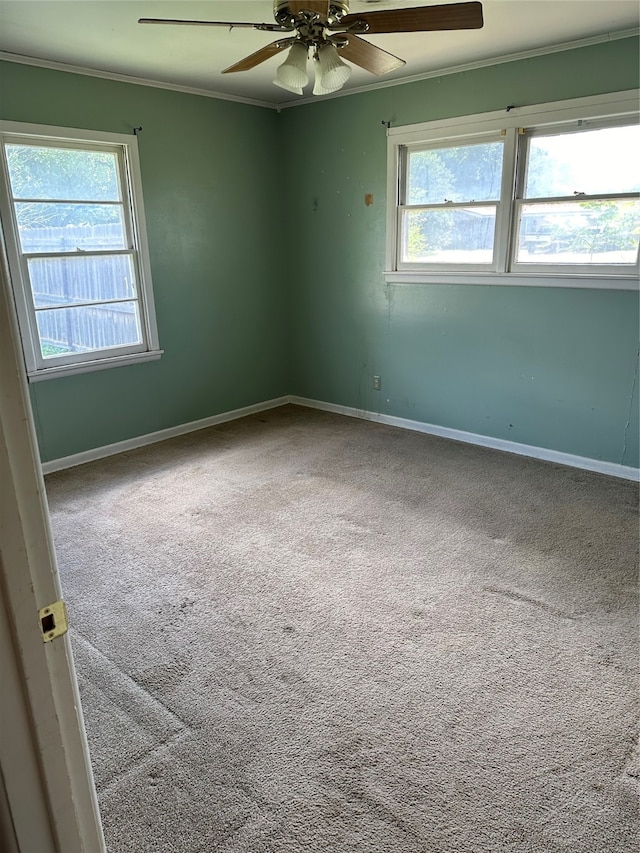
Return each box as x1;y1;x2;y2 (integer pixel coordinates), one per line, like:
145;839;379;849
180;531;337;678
312;58;344;96
317;43;351;91
273;78;303;95
274;42;309;92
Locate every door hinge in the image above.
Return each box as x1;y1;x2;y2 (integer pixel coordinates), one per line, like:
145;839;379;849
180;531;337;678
39;600;68;643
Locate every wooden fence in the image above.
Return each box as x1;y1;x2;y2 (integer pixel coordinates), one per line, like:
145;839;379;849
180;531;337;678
24;224;140;353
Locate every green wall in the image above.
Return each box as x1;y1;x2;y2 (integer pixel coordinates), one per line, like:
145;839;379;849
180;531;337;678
0;62;290;462
1;36;639;469
281;37;640;468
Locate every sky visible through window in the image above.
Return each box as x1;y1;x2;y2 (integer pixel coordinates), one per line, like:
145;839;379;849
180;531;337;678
526;125;640;197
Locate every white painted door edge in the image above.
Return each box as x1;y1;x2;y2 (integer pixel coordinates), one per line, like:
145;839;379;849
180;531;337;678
0;240;105;851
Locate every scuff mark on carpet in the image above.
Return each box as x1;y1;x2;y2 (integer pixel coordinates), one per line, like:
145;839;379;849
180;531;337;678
483;586;583;620
73;630;191;731
98;729;193;797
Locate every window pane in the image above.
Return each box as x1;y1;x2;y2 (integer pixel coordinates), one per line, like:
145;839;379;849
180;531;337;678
28;255;136;308
15;203;127;253
515;199;640;265
402;207;496;264
524;125;640;198
407;142;503;205
35;302;142;358
5;144;121;201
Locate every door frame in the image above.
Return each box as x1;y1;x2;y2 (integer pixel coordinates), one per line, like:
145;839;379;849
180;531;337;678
0;238;105;851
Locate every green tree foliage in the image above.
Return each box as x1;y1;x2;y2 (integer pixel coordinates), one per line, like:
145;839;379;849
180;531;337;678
6;144;121;229
408;141;503;205
405;130;639;262
547;199;640;257
406;142;503;257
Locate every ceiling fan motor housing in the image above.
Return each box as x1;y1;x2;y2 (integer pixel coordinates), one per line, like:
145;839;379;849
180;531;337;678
274;2;350;28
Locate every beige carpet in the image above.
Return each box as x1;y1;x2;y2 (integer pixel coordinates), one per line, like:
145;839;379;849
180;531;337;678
45;405;639;852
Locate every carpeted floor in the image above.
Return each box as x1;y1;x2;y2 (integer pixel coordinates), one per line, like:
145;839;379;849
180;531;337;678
45;404;639;852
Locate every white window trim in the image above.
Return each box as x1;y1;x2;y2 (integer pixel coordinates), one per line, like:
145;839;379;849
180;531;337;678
398;131;507;274
0;121;162;380
385;90;640;290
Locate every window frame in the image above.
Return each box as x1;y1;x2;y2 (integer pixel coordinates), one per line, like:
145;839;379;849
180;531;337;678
385;90;640;290
398;132;507;273
0;121;162;381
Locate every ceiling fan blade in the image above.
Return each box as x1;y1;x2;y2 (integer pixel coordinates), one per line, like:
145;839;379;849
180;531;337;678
138;18;286;33
337;2;484;34
337;34;405;76
222;40;292;73
287;2;331;18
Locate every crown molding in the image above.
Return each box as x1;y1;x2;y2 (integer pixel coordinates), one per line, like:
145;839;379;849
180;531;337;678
279;27;640;108
1;27;638;112
0;51;278;110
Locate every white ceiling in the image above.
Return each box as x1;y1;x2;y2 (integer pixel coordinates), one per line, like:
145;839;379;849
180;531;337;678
0;1;637;107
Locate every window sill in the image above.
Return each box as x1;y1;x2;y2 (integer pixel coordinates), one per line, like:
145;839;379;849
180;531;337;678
27;349;163;382
384;272;639;291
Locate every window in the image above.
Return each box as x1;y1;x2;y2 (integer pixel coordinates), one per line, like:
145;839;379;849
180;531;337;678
513;124;639;272
0;122;161;380
401;138;505;268
386;91;640;289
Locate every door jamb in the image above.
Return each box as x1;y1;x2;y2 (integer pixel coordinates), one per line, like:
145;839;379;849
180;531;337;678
0;233;105;852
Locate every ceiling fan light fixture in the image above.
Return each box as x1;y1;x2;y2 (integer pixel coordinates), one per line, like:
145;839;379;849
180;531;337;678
317;42;352;92
312;58;345;96
274;41;309;91
273;79;304;94
140;2;486;98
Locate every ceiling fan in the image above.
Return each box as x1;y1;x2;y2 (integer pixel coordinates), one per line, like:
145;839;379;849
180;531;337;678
139;1;484;96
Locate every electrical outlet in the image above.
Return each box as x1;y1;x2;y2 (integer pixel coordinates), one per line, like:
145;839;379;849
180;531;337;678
373;375;381;391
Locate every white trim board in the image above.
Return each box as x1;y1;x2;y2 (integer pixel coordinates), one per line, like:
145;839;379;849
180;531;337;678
280;28;640;108
289;397;640;482
41;393;639;481
40;396;289;474
0;52;274;110
2;27;638;112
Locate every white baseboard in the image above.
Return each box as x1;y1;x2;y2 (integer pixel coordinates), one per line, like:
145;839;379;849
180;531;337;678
289;396;640;482
42;393;639;482
41;396;290;474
